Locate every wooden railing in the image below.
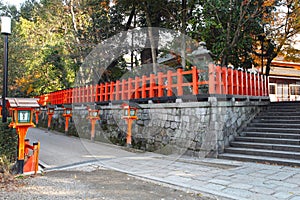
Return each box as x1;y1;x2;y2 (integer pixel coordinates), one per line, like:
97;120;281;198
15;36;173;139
37;64;269;106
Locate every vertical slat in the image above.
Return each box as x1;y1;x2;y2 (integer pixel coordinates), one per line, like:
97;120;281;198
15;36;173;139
215;65;222;94
122;79;126;100
149;74;155;98
134;77;140;99
105;82;109;101
177;68;183;96
208;63;216;94
128;78;132;99
157;72;163;97
192;66;198;95
221;67;228;94
110;82;114;101
142;75;147;98
227;66;233;95
167;70;173;96
239;69;244;95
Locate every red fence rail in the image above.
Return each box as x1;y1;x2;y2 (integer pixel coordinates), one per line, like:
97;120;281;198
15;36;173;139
37;64;269;106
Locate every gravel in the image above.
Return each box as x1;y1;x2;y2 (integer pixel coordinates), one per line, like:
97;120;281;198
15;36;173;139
0;166;218;200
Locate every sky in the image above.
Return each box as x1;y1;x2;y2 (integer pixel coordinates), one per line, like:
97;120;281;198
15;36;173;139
4;0;25;9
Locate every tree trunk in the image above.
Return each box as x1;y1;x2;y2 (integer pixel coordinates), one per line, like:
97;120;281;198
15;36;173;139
143;2;158;74
181;0;187;69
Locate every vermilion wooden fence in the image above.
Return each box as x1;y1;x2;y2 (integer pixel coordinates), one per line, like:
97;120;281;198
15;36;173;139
37;64;269;106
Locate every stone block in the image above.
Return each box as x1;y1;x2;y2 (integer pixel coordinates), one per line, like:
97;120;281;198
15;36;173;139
170;121;179;130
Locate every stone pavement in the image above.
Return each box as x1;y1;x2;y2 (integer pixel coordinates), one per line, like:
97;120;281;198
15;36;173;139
28;128;300;200
54;155;300;200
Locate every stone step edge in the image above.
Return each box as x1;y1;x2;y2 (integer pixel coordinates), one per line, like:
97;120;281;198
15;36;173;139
242;132;300;136
218;153;300;166
230;141;300;149
235;136;300;142
225;147;300;156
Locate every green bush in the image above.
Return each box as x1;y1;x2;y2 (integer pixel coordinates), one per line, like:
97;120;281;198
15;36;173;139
0;121;17;163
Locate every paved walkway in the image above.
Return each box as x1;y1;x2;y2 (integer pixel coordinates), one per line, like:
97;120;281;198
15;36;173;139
28;128;300;200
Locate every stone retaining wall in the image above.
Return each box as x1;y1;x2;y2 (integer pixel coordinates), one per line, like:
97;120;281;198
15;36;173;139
36;98;269;158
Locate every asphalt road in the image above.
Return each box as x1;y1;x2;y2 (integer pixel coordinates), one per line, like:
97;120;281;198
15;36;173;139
27;128;135;168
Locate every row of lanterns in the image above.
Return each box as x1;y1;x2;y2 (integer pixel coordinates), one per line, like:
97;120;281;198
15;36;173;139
44;103;138;144
1;98;138;174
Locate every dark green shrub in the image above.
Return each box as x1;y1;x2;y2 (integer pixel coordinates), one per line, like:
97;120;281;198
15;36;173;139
0;121;17;162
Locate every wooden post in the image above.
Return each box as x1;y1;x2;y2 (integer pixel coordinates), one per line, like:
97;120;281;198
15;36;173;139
215;65;221;94
149;74;155;98
134;77;140;99
142;76;147;98
177;68;183;96
208;63;215;94
167;70;173;96
126;119;132;147
192;66;198;95
128;78;132;99
91;119;96;141
157;72;164;97
122;79;126;100
65;116;69;134
227;67;233;95
110;82;114;101
221;67;228;95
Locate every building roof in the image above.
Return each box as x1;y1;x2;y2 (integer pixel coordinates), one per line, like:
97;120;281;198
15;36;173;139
6;98;40;108
270;61;300;78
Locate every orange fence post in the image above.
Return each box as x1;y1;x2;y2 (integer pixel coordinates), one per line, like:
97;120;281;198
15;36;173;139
257;73;260;96
254;73;257;96
259;75;263;96
115;80;120;100
157;72;164;97
238;69;243;95
110;82;114;101
208;63;215;94
126;119;132;146
104;82;109;101
227;66;233;95
23;141;40;175
243;71;247;95
167;70;173;96
192;66;198;95
121;79;125;100
232;69;238;95
128;78;133;99
149;74;155;98
95;85;99;102
216;65;222;94
65;116;70;133
221;67;227;95
142;75;147;98
177;68;183;96
134;77;140;99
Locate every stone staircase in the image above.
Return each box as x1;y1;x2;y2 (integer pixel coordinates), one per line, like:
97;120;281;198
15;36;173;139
219;101;300;166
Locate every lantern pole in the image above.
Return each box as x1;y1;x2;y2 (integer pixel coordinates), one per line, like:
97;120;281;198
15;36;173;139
1;16;11;123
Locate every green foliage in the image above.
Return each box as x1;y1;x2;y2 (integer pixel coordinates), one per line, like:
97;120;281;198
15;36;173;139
0;121;17;163
0;0;298;97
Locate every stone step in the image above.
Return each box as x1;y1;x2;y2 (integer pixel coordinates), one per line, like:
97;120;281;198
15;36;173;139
218;153;300;167
254;116;300;120
247;123;300;128
267;107;300;112
252;119;300;124
270;101;300;106
244;127;300;133
230;141;300;152
224;147;300;160
243;132;300;139
235;136;300;145
258;112;300;116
